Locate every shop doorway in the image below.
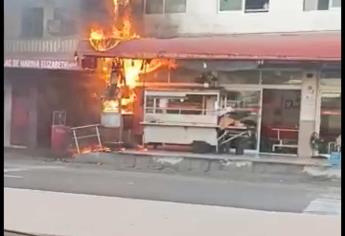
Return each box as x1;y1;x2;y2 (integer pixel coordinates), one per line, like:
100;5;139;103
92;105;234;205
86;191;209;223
259;89;301;154
318;92;341;155
224;90;261;152
10;86;30;147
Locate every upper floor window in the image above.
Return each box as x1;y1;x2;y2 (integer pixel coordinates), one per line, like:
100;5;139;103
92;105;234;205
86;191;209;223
145;0;164;14
304;0;341;11
145;0;186;14
245;0;269;12
332;0;341;7
220;0;242;11
21;7;44;38
219;0;269;13
165;0;187;13
47;8;77;36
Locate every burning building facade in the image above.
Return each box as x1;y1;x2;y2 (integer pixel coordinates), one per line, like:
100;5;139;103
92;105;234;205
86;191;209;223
76;0;341;158
5;0;341;159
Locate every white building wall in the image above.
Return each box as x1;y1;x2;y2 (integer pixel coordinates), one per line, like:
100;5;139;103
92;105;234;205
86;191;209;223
4;0;81;40
4;80;12;147
143;0;341;36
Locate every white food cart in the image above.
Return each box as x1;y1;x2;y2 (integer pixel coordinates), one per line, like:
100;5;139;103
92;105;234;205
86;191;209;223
141;88;226;151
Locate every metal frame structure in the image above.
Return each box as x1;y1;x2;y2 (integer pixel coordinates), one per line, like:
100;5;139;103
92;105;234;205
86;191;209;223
71;124;102;154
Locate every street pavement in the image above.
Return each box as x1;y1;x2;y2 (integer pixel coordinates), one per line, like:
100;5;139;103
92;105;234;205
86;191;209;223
4;155;341;236
5;233;28;236
5;232;33;236
4;231;51;236
5;187;341;236
4;156;341;214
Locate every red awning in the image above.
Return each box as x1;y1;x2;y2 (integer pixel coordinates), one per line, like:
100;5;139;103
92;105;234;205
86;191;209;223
77;31;341;61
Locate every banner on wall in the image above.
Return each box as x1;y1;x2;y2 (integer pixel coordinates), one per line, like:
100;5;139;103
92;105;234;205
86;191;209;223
4;59;80;70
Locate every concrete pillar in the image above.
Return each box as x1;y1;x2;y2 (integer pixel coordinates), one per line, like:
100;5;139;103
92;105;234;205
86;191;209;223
28;85;38;149
4;80;12;147
297;71;319;158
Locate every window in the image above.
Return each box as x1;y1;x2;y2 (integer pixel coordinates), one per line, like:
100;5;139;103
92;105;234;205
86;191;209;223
219;0;242;11
218;71;260;84
145;96;155;113
21;8;44;38
318;0;330;10
145;0;186;14
219;0;269;13
320;69;341;87
245;0;269;12
47;8;77;36
170;67;202;83
145;0;164;14
165;0;186;13
332;0;341;7
145;95;206;115
166;95;203;114
261;71;303;85
304;0;341;11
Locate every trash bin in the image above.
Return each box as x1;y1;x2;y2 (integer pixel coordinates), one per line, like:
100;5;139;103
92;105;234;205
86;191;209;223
51;125;71;156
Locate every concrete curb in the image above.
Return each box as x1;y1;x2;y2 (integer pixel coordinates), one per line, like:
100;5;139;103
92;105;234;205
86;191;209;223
69;152;341;180
118;150;332;167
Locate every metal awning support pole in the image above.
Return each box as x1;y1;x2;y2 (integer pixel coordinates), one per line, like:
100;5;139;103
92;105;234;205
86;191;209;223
119;99;123;144
73;130;80;154
95;126;102;148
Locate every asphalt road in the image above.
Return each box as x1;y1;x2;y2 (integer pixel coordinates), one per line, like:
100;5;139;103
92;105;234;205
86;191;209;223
4;233;26;236
4;157;341;214
4;232;28;236
4;231;48;236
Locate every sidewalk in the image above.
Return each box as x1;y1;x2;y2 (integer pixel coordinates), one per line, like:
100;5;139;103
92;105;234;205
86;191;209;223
70;149;341;180
4;147;57;162
5;148;340;180
4;188;341;236
120;149;332;166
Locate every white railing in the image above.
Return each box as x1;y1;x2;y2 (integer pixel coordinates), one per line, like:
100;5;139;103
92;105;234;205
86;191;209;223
4;38;80;54
70;124;103;154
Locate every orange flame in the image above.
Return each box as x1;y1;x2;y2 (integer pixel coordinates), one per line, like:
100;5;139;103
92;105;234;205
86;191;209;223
123;59;143;89
90;30;104;41
89;0;138;51
103;100;119;113
89;0;176;115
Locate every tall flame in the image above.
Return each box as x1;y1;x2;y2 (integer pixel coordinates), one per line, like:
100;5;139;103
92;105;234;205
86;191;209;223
89;0;138;52
89;0;176;114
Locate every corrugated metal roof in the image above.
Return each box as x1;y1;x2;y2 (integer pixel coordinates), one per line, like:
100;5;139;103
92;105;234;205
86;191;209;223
77;32;341;61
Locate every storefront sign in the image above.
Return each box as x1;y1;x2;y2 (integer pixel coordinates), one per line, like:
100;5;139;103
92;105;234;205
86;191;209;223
4;59;80;70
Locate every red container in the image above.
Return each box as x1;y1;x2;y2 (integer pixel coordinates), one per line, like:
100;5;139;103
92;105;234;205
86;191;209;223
51;125;71;156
